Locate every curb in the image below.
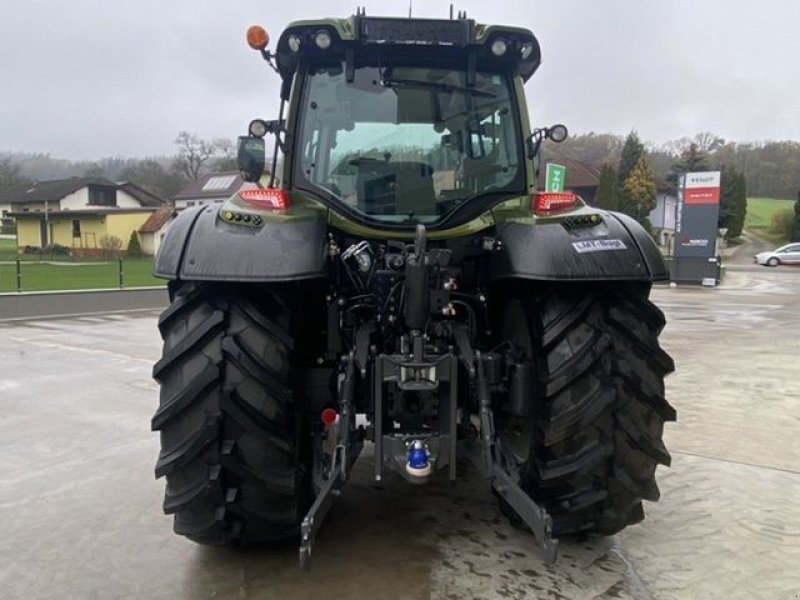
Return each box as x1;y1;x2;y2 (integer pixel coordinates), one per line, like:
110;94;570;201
0;287;169;321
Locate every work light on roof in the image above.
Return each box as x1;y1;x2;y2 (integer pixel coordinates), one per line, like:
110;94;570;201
490;38;508;57
314;30;332;50
520;42;534;60
288;34;301;53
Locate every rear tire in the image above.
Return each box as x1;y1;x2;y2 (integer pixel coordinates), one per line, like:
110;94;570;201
497;283;675;536
151;281;312;545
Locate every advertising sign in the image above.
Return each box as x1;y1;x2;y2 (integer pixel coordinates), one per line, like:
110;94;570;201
545;163;565;192
674;171;721;259
684;171;721;205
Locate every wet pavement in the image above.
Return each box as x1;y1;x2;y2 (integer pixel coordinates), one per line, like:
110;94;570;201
1;265;799;599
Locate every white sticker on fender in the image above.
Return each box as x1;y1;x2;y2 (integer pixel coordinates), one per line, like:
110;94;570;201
572;239;627;253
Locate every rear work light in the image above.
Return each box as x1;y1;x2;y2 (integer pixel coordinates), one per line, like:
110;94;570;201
314;30;332;50
239;188;291;211
532;191;580;215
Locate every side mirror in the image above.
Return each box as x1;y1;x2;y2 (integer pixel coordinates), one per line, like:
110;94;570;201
528;123;569;158
548;124;568;143
237;136;266;183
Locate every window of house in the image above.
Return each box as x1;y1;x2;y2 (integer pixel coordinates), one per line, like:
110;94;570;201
72;219;81;238
88;186;116;206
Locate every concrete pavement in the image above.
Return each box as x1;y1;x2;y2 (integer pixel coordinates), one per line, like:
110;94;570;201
0;266;798;599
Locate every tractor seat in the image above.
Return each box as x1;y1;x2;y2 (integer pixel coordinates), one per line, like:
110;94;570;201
356;161;435;217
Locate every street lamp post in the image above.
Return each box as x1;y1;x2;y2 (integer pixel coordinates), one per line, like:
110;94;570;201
44;199;50;247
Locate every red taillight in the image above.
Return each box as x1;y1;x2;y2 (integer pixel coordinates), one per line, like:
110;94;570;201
239;188;291;211
320;408;338;426
532;192;579;215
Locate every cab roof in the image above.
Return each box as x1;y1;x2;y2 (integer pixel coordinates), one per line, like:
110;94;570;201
273;14;541;92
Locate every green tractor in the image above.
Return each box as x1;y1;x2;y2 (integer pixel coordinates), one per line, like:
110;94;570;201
151;10;675;568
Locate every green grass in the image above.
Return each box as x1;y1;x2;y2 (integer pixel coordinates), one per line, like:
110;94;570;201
745;197;795;244
0;258;165;292
0;238;15;258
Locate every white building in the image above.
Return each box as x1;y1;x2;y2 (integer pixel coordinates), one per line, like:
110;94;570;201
173;172;257;209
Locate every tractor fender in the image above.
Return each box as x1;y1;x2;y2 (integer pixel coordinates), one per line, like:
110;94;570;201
489;211;668;282
154;205;328;282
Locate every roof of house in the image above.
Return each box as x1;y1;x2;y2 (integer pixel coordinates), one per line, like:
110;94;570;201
537;158;674;193
654;176;673;193
2;177;169;207
535;158;601;191
4;177;117;205
139;208;176;233
117;182;170;207
173;171;247;201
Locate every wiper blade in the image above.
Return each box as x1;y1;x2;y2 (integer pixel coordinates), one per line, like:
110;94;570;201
382;78;497;98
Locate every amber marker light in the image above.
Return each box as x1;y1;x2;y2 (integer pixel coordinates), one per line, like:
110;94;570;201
246;25;269;50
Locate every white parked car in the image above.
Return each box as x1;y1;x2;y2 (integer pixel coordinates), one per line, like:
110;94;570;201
754;243;800;266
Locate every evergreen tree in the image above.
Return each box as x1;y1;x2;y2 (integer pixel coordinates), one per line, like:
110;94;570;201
127;230;143;257
617;131;645;186
719;165;736;233
719;165;747;239
621;155;658;231
0;156;31;192
732;172;747;239
594;163;619;210
792;188;800;242
82;163;107;179
668;142;710;188
617;131;646;222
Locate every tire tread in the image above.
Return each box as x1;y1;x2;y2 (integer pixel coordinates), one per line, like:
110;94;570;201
153;282;309;545
501;284;675;537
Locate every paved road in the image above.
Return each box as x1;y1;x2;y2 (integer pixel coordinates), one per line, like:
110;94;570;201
723;232;773;266
1;266;798;599
721;231;799;276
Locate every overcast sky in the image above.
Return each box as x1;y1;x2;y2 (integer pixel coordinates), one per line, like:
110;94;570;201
1;0;798;160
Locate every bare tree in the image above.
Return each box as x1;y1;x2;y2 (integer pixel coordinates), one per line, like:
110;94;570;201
99;234;123;259
173;132;216;180
214;137;235;160
212;137;238;171
119;159;184;198
693;131;725;154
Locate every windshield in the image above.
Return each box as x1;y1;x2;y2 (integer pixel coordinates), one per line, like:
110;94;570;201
294;63;523;224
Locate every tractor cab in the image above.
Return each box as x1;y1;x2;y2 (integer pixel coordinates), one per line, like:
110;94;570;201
239;13;567;231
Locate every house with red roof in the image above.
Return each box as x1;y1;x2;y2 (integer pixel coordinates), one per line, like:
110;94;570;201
138;208;177;256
